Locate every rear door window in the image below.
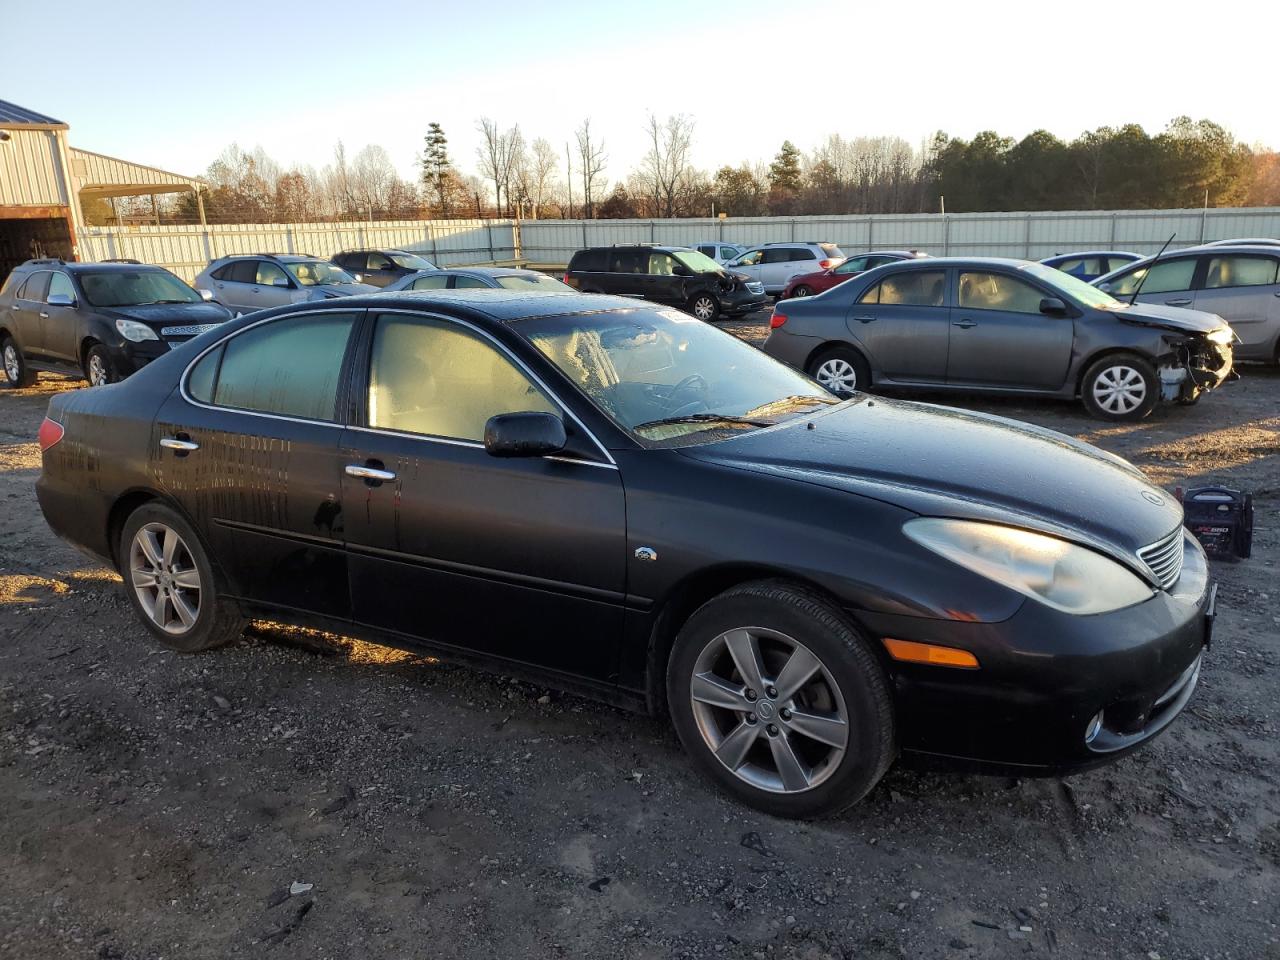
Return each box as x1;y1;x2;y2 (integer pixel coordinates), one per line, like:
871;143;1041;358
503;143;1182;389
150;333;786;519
1053;257;1102;278
228;260;259;284
18;272;51;302
206;313;356;421
1203;255;1279;289
834;257;869;275
411;274;450;290
858;271;947;307
607;251;646;274
453;275;490;289
762;248;793;264
367;253;392;270
571;249;607;272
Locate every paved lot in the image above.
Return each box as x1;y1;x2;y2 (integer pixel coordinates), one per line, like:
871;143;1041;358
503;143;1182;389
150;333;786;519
1;315;1277;959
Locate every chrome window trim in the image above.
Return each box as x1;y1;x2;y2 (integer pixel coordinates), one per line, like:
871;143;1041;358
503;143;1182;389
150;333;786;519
178;306;619;467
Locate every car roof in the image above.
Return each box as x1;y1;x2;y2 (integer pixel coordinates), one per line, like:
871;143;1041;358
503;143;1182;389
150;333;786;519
214;253;322;263
1042;250;1141;260
343;289;647;322
29;260;171;274
865;256;1035;270
432;266;549;278
1179;242;1280;254
337;248;418;255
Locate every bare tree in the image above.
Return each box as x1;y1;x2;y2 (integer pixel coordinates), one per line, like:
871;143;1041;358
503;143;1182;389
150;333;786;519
527;138;558;219
639;114;695;218
575;118;607;218
476;118;525;217
350;145;398;218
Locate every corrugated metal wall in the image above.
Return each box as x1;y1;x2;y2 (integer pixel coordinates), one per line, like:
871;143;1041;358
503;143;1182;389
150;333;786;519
79;219;517;281
0;129;69;206
77;207;1280;281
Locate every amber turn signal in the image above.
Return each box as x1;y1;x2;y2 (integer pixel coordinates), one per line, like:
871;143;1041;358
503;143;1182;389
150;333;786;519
882;638;979;669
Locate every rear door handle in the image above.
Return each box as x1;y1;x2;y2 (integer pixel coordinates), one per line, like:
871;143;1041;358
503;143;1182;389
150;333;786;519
39;311;49;319
160;436;199;452
853;315;877;323
345;463;396;483
952;319;977;329
1165;298;1192;306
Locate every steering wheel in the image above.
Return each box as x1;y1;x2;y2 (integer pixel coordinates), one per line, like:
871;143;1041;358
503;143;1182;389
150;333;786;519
663;374;710;416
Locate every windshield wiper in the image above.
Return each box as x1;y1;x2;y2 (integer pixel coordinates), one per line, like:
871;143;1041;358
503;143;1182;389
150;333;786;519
633;413;774;433
743;394;840;418
142;299;193;304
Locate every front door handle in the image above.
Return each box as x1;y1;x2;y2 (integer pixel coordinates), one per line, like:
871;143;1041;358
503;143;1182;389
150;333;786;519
952;319;978;329
345;463;396;483
160;436;199;452
1165;298;1192;306
39;311;49;319
853;315;877;323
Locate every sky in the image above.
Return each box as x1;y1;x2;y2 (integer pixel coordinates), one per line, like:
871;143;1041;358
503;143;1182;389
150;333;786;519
3;0;1277;186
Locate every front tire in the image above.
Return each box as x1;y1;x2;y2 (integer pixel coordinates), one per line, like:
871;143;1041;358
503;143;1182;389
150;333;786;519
688;292;721;322
809;345;870;397
666;580;896;818
85;343;120;387
120;502;244;653
2;336;35;388
1081;353;1158;421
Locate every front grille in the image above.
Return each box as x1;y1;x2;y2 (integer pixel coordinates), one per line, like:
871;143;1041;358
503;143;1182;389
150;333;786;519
161;323;222;338
1137;528;1185;590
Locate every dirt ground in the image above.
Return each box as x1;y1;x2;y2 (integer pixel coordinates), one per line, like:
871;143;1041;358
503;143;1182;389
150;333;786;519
1;314;1277;960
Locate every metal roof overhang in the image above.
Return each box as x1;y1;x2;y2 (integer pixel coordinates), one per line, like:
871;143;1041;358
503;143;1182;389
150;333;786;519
70;147;204;200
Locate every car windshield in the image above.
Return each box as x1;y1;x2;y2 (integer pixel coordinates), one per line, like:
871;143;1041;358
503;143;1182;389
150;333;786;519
390;253;433;269
1022;261;1121;309
516;307;837;447
78;270;201;307
494;273;575;291
285;260;356;286
672;250;726;275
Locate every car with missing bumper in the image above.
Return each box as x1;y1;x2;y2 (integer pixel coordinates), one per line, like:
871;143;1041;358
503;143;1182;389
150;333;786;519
36;290;1213;817
763;257;1234;421
1;259;233;387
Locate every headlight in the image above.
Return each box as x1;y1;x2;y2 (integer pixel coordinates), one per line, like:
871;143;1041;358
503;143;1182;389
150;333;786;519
1206;326;1233;345
115;318;159;342
903;518;1154;615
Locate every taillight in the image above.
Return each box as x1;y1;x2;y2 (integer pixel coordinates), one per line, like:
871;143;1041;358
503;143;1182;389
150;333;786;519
770;312;788;329
38;417;64;452
818;259;833;270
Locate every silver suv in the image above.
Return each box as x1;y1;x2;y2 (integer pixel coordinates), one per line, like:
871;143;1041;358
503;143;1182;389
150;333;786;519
194;254;376;316
725;242;846;296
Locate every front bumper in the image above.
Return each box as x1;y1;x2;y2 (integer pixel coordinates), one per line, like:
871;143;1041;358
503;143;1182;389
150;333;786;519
1164;339;1233;401
856;532;1213;774
723;287;768;315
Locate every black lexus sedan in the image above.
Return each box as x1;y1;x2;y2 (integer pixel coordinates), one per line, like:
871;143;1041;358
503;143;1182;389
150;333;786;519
35;290;1213;818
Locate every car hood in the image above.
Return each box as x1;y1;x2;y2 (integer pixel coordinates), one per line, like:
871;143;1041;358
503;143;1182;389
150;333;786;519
679;396;1183;571
98;301;234;326
1108;301;1225;335
315;282;379;297
790;269;833;286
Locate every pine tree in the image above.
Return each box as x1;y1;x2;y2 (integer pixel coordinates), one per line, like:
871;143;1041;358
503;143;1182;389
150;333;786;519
768;141;802;191
420;123;452;216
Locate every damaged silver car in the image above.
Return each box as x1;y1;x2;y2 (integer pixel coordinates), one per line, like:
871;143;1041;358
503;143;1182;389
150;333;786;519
761;257;1234;421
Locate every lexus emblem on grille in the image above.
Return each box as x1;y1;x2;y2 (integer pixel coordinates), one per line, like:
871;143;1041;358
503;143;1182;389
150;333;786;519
1141;491;1165;506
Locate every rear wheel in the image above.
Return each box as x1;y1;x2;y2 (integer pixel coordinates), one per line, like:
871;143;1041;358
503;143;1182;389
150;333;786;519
809;345;870;397
2;336;34;388
667;580;895;818
1081;353;1157;421
689;292;720;322
120;502;244;653
85;343;120;387
793;285;813;298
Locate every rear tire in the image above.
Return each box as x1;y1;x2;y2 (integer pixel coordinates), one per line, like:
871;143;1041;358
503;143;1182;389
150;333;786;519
2;336;35;388
85;343;120;387
1081;353;1157;421
666;580;896;818
808;345;870;397
119;502;244;653
793;285;813;298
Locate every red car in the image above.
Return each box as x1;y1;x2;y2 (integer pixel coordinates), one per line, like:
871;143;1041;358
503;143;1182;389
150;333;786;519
781;250;929;299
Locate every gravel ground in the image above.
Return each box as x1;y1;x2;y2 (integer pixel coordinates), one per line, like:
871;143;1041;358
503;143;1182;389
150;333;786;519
1;314;1277;960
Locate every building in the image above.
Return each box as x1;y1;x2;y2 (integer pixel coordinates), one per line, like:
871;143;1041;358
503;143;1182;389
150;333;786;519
0;99;205;282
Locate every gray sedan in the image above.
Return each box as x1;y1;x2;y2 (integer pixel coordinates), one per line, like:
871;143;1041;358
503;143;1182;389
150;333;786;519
383;266;574;293
762;257;1235;421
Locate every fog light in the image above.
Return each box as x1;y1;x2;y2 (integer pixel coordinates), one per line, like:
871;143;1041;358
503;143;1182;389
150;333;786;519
1084;710;1105;744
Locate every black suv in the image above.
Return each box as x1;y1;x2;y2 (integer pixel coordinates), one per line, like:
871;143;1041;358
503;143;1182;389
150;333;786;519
331;249;437;288
0;260;233;387
564;245;767;321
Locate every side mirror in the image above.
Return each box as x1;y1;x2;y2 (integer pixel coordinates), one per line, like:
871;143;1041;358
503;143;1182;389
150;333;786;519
484;412;567;458
353;273;364;283
1040;296;1068;315
47;292;75;307
1097;282;1113;294
197;288;214;301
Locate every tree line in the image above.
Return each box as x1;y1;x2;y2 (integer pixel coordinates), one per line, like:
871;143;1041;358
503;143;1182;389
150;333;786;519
85;116;1280;227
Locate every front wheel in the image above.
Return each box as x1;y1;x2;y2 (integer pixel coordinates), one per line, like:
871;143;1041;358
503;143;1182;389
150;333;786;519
688;293;720;322
2;336;35;388
666;580;896;818
1081;353;1158;421
85;344;121;387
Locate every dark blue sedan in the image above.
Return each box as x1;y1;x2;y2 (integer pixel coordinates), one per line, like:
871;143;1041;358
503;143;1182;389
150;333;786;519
1041;250;1142;282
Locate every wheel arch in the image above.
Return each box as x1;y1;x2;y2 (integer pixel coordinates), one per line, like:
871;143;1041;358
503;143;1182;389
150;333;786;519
106;487;215;576
643;564;861;717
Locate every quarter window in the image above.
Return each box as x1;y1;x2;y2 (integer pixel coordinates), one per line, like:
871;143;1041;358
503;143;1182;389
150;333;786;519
367;314;557;442
1204;256;1278;289
1105;258;1196;296
204;313;355;421
957;272;1045;314
858;271;946;307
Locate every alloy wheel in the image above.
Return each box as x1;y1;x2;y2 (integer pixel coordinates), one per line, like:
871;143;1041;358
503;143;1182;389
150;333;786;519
1092;364;1147;415
88;354;109;387
689;627;849;794
129;522;202;635
794;286;812;297
3;345;19;383
692;296;717;321
815;357;857;394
